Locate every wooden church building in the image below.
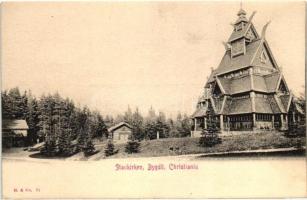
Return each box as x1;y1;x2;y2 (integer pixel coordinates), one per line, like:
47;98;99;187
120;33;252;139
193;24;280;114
191;8;304;136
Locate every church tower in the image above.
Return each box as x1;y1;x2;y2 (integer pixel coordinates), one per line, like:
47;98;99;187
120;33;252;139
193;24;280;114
191;7;303;136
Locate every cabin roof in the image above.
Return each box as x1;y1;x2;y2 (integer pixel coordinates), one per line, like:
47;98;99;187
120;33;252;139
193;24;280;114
2;119;29;130
108;122;132;132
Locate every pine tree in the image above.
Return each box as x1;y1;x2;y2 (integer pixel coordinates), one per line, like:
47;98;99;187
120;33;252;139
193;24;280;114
57;101;72;156
199;104;221;147
144;121;157;140
104;140;116;157
83;139;95;156
97;115;108;139
180;114;191;137
2;90;13;119
125;140;140;154
76;107;95;156
26;95;40;144
131;108;145;141
124;105;133;124
38;95;56;155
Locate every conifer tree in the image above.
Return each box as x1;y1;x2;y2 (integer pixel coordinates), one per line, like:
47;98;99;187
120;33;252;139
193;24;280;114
26;95;40;144
104;140;116;157
38;95;56;155
131;108;144;141
199;103;221;147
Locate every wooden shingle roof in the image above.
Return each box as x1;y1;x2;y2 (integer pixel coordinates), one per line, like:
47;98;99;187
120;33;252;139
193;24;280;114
2;120;29;130
216;39;262;75
108;122;132;132
228;23;252;42
217;72;282;95
218;75;251;95
223;98;252;115
264;72;281;92
267;96;282;113
191;106;207;118
254;97;274;113
221;95;285;115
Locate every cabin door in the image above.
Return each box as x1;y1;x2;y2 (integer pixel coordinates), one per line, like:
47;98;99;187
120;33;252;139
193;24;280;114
120;134;129;141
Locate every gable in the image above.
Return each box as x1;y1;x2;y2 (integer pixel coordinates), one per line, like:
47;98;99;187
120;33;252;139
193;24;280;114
278;78;289;93
212;81;223;96
207;100;216;115
245;28;257;41
228;22;259;43
108;122;132;132
115;125;132;133
252;43;275;69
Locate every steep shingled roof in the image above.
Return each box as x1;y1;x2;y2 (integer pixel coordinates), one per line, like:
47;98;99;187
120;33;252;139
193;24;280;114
215;39;262;75
191;106;207;118
223;98;253;115
221;96;283;115
254;97;273;113
217;72;282;95
218;75;251;94
264;72;280;92
267;96;282;113
252;75;267;92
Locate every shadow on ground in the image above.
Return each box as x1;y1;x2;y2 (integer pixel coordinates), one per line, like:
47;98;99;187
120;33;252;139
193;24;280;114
196;149;305;159
29;150;100;160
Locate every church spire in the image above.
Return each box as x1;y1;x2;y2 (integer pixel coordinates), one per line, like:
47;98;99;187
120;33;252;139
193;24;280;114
235;4;248;25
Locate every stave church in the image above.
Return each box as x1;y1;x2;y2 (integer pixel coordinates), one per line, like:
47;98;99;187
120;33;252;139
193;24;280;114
191;8;304;136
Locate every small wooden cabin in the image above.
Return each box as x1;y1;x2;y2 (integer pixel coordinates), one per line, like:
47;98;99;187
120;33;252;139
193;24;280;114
2;119;29;148
108;122;132;143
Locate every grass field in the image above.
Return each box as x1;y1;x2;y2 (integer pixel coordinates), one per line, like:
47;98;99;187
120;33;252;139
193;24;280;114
85;131;306;160
3;131;305;161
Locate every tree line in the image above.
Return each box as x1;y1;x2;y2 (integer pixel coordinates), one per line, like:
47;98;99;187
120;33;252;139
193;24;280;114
2;87;107;156
104;106;192;141
2;87;192;156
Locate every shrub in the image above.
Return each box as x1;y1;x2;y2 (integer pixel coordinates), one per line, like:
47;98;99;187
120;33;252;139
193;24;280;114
199;117;221;147
104;140;116;157
286;122;306;137
125;140;140;154
40;140;57;157
199;132;221;147
83;140;95;156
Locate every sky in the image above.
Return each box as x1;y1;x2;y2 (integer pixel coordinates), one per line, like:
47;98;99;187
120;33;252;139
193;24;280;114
2;2;305;117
